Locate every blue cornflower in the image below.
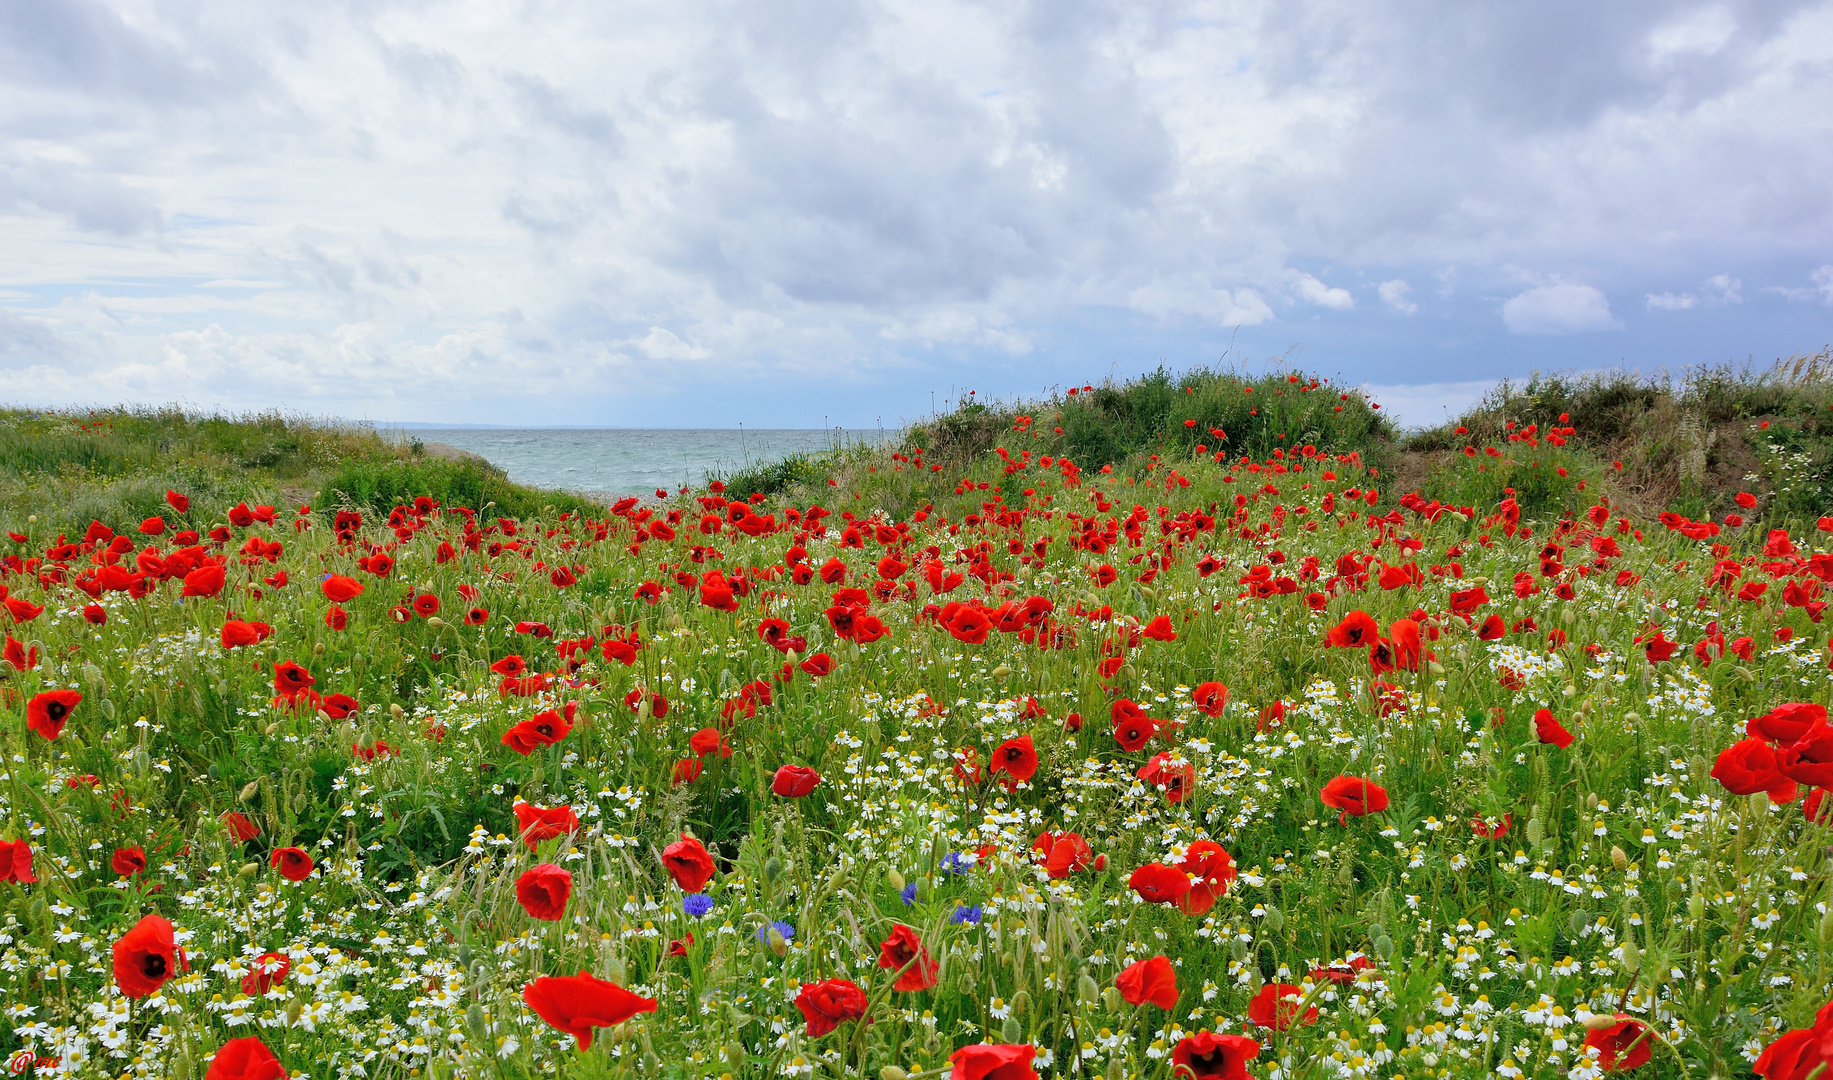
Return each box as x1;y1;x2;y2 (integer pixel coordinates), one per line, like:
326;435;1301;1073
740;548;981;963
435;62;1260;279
941;851;975;875
683;893;714;918
756;920;795;942
950;905;983;925
900;882;918;906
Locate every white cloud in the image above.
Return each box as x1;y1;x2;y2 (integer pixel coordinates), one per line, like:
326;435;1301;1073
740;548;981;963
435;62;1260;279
1647;291;1697;311
1126;279;1275;326
1378;279;1417;314
1291;273;1354;310
1358;379;1498;429
1769;265;1833;305
1647;272;1743;311
1502;283;1619;335
0;1;1827;422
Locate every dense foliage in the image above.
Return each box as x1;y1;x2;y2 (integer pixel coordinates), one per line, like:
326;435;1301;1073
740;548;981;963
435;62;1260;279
5;379;1833;1079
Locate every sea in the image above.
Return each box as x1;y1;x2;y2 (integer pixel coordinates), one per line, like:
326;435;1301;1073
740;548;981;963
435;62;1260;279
394;427;895;497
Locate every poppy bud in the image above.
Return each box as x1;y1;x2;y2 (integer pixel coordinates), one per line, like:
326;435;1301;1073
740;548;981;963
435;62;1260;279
265;723;280;736
1580;1013;1618;1031
886;868;906;892
764;857;782;882
314;641;326;655
1821;906;1833;944
1610;846;1628;871
239;862;259;878
286;997;303;1026
1106;1056;1125;1080
1002;1016;1023;1043
1750;791;1771;816
426;616;447;630
240;781;260;803
991;663;1011;678
768;927;789;957
881;1069;908;1080
1568;909;1589;937
1525;816;1544;847
1010;990;1030;1016
1263;904;1284;934
391;703;405;718
171;1050;192;1080
1620;932;1640;973
1103;986;1124;1011
466;1003;489;1042
605;956;627;983
1373;934;1394;961
1078;972;1101;1003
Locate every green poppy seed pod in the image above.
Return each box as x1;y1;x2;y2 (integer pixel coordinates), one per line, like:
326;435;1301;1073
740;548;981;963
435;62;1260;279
1010;990;1030;1016
886;868;906;893
765;857;782;882
466;1003;489;1042
1079;972;1101;1003
768;927;789;957
285;997;303;1026
1620;932;1641;973
1263;904;1284;934
881;1069;909;1080
1820;906;1833;945
1106;1056;1125;1080
1611;846;1629;871
1002;1016;1023;1043
1103;986;1125;1011
923;1034;942;1056
1374;934;1395;961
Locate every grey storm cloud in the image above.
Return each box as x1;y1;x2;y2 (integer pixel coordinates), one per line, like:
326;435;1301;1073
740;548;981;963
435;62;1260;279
0;0;1828;424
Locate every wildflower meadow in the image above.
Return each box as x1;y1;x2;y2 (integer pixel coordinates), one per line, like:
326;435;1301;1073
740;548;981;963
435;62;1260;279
5;377;1833;1080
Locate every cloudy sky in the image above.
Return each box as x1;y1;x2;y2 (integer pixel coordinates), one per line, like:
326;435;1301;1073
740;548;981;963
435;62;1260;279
2;0;1831;428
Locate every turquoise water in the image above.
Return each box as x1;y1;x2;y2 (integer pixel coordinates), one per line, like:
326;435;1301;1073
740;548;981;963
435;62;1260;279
400;428;893;496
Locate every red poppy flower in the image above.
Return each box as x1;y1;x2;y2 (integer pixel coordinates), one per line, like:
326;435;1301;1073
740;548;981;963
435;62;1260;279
412;593;440;618
220;619;274;650
1031;831;1094;878
1533;708;1576;749
3;632;37;671
181;563;226;597
1712;737;1799;801
1755;1020;1833;1080
112;846;147;876
687;726;729;758
239;953;291;998
1583;1016;1653;1072
322;575;364;602
949;1044;1038;1080
795;978;869;1037
1470;813;1512;838
1246;983;1318;1030
878;924;939;991
1177;840;1236;914
323;605;349;630
1115;955;1178;1008
522;970;658;1050
1749;703;1829;744
0;839;36;883
1090;564;1118;588
222;811;261;842
1129;862;1192;905
166;489;190;513
991;735;1039;783
671;758;704;785
205;1037;287;1080
1326;610;1379;648
1170;1032;1260;1080
270;847;314;881
82;603;107;624
513;802;580;851
113;913;182;998
946;605;993;645
26;689;80;740
773;765;822;797
515;863;572;921
662;834;717;892
1319;775;1389;823
272;661;315;699
1805;788;1833;824
1142;614;1177;641
800;652;836;676
1192;681;1228;717
1138;753;1196;803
